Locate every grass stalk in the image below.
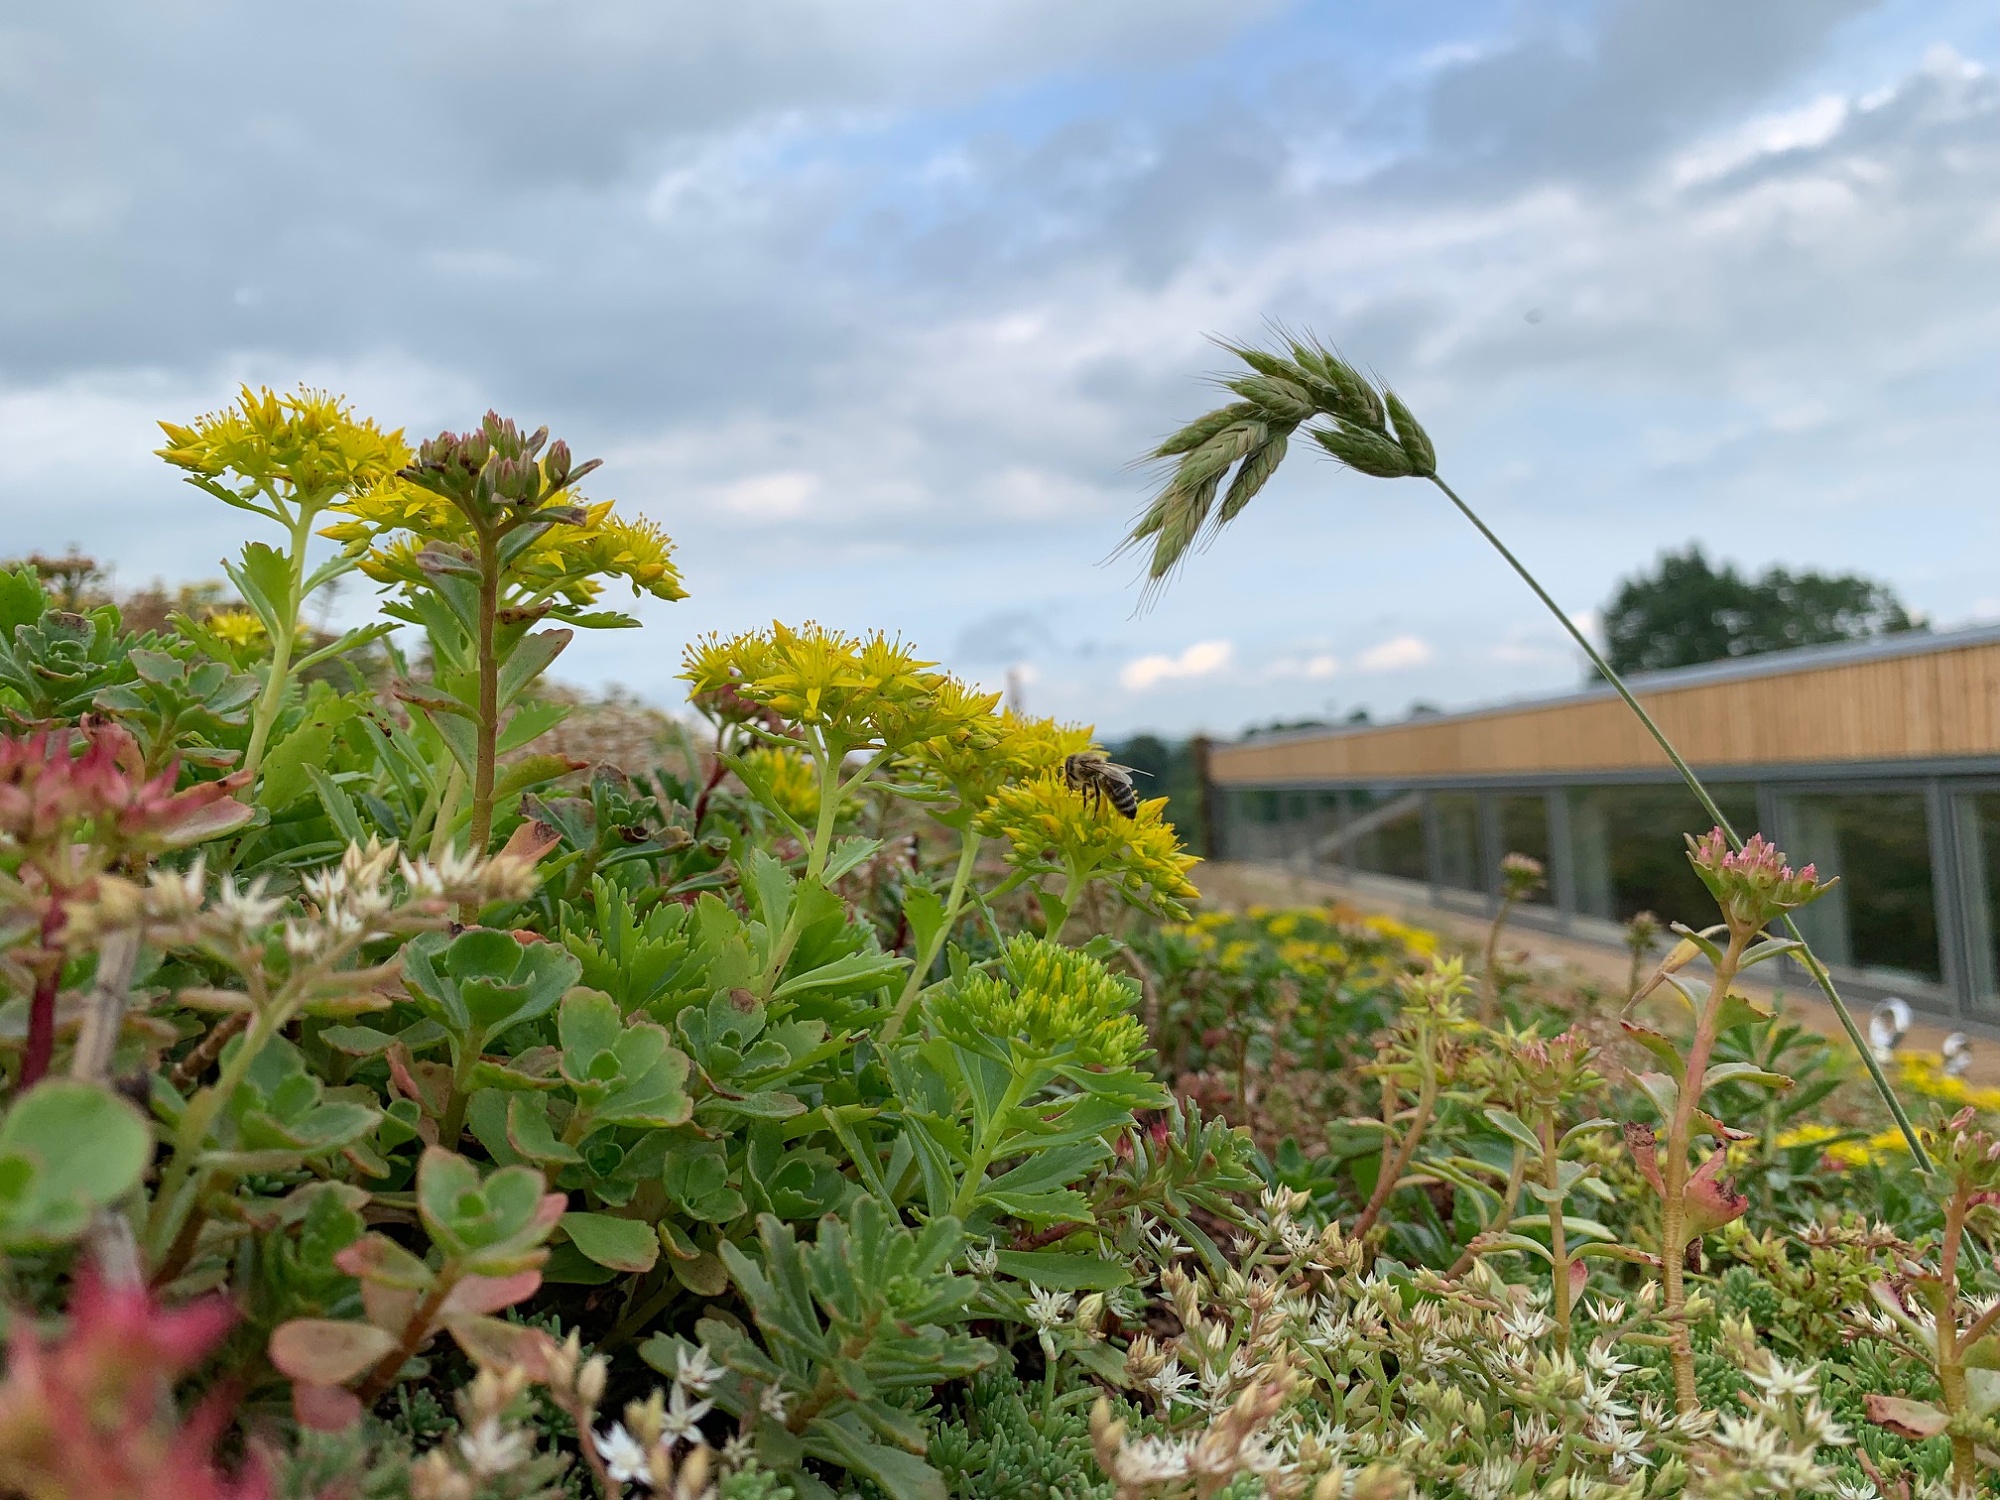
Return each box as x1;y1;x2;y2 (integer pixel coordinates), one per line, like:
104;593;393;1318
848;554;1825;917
1425;473;1930;1172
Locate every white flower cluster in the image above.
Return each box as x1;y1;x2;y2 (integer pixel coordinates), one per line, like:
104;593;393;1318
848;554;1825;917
65;836;539;964
594;1345;724;1497
1094;1208;1863;1500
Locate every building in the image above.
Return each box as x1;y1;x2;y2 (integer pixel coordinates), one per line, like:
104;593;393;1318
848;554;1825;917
1208;623;2000;1023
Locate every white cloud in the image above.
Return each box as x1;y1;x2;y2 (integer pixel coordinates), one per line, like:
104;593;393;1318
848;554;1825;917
1358;635;1435;672
1671;94;1849;187
2;3;1997;737
1120;639;1233;692
719;470;820;521
1266;652;1340;679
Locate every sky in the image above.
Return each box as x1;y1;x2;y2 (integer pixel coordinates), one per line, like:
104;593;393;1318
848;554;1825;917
2;0;1997;738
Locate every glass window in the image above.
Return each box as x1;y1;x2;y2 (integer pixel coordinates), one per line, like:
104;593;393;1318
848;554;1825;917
1347;789;1427;883
1779;791;1940;986
1957;793;2000;1014
1565;783;1759;930
1433;793;1481;892
1495;794;1552;905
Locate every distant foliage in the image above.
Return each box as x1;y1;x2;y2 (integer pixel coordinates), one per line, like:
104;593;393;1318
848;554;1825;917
1600;543;1921;676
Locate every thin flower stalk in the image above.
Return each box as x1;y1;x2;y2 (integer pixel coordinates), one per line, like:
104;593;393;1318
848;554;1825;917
1124;334;1927;1169
882;827;981;1044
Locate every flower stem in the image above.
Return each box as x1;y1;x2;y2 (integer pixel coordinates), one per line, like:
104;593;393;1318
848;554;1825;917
1659;925;1744;1412
19;902;66;1088
1424;473;1929;1172
1352;1056;1437;1242
240;510;314;787
1446;1145;1526;1278
1541;1111;1572;1358
463;526;503;920
145;1003;288;1264
804;741;842;881
1044;870;1087;945
950;1070;1032;1220
882;830;981;1045
438;1031;484;1150
1478;892;1517;1028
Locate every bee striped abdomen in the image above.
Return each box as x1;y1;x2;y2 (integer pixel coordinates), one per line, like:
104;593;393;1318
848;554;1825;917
1063;752;1142;819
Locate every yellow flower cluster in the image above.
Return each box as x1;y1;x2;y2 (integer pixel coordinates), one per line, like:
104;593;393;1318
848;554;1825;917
1768;1122;1910;1170
736;745;819;825
1360;914;1441;957
1162;903;1437;982
931;935;1148;1070
203;608;268;651
900;706;1095;815
1898;1051;2000;1113
158;386;408;504
324;490;686;608
683;622;995;754
976;772;1200;920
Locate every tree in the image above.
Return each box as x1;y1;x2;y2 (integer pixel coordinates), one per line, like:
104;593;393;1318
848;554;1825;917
1599;545;1921;676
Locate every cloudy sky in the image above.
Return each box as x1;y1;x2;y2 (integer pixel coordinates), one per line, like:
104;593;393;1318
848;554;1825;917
4;0;1998;737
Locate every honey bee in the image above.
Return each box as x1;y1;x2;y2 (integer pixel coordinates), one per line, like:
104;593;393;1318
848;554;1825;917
1062;751;1142;818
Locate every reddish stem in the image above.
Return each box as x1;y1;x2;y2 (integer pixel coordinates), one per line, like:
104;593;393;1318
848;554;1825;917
691;752;728;827
20;902;67;1087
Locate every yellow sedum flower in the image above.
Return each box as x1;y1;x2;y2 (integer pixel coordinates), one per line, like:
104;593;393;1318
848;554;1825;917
1760;1121;1910;1170
736;745;819;826
931;935;1149;1070
1362;914;1440;957
158;386;409;505
683;621;989;754
1898;1052;2000;1113
325;489;685;609
976;771;1200;920
203;608;267;651
902;706;1093;818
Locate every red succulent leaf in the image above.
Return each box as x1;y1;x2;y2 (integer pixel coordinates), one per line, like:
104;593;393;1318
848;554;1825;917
499;818;562;865
439;1269;543;1319
1623;1121;1664;1195
1865;1393;1950;1440
268;1319;399;1386
445;1315;561;1378
291;1382;363;1434
1683;1147;1750;1235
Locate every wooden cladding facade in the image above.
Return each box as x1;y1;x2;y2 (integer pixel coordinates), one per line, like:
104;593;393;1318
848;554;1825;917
1211;633;2000;786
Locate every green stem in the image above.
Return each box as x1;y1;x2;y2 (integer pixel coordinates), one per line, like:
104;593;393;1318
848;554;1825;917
1479;893;1517;1028
755;735;856;998
1425;473;1929;1172
466;525;502;879
1446;1144;1527;1278
241;510;314;785
1940;1184;1977;1488
599;1268;680;1354
949;1071;1031;1220
804;740;843;881
145;1004;287;1263
438;1032;484;1150
882;831;981;1045
1660;926;1744;1413
1352;1056;1437;1242
1541;1112;1572;1358
1044;869;1087;945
